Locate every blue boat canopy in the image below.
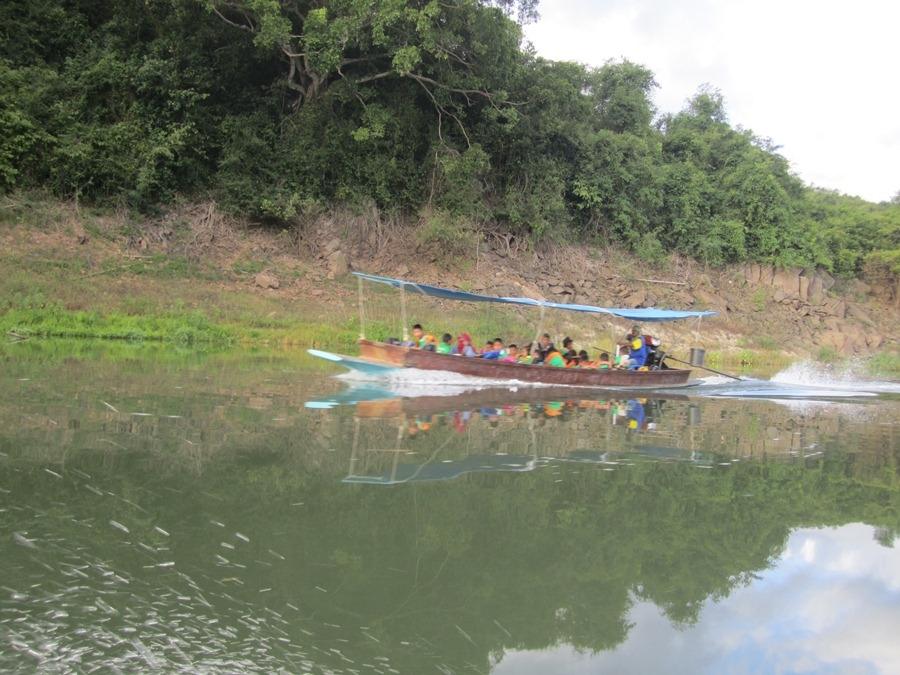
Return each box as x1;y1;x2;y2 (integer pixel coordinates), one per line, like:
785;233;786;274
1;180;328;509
353;272;716;323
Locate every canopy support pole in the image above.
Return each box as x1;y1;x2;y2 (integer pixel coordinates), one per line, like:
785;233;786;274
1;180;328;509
357;275;366;340
400;286;409;342
531;303;547;357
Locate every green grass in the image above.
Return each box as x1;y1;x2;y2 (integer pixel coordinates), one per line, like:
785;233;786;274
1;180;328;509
816;346;840;364
865;351;900;378
232;259;266;276
2;306;234;344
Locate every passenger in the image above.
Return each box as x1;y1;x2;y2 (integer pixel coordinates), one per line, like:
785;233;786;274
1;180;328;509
543;346;566;367
577;349;592;367
481;338;506;360
597;352;611;369
437;333;453;354
455;333;477;357
533;333;556;364
518;343;534;364
561;337;578;365
615;345;630;368
494;338;507;358
501;344;519;363
411;323;437;350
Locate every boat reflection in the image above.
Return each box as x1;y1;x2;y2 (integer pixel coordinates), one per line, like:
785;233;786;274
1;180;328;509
306;385;716;485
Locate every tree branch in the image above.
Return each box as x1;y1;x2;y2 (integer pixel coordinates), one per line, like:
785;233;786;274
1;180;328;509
412;76;470;148
210;5;254;32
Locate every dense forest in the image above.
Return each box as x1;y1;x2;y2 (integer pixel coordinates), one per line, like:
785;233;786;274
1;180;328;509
2;0;898;282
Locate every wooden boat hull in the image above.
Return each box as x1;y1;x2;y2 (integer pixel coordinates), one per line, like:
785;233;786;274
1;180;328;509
356;340;692;389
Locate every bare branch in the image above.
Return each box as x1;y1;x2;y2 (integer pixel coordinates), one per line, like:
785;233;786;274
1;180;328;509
210;5;254;32
355;71;394;84
412;76;470;148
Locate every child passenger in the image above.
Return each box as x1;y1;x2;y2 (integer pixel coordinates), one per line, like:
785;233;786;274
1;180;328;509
501;344;519;363
437;333;453;354
455;333;477;357
597;352;611;369
481;338;506;360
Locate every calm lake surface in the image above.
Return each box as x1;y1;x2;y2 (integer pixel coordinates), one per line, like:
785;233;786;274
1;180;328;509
2;341;899;673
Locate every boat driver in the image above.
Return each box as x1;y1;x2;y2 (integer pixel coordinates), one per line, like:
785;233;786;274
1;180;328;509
622;325;648;369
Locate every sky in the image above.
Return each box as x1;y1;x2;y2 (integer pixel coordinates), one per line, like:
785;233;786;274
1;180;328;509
493;524;900;673
523;0;900;203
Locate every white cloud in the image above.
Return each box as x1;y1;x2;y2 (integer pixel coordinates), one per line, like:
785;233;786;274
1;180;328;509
523;0;900;202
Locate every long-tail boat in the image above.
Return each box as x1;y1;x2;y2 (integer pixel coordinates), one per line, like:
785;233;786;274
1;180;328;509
308;272;716;390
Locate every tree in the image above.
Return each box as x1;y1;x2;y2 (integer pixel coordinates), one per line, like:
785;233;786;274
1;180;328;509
204;0;523;146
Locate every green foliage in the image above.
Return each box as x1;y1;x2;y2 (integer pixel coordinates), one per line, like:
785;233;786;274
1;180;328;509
415;209;474;259
752;288;767;312
817;346;840;363
865;350;900;377
1;0;897;276
0;306;234;344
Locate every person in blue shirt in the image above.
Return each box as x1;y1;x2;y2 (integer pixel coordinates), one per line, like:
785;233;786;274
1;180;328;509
480;338;506;360
621;325;648;369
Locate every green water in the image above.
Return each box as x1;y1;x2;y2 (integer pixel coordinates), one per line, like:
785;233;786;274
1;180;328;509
1;341;899;673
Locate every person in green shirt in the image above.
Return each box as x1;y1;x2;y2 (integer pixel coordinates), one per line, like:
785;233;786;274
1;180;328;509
544;348;566;367
437;333;453;354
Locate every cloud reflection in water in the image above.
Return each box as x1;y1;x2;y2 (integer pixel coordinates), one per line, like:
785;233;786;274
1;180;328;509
493;524;900;674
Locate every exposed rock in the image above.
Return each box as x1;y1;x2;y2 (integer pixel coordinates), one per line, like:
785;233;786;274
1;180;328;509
846;279;871;297
866;333;884;348
744;263;762;284
798;275;810;301
772;289;787;303
772;267;801;297
842;325;867;352
691;288;725;312
759;265;775;286
625;289;647;307
254;271;280;289
395;264;410;277
326;251;350;279
846;303;873;325
323;237;342;255
822;298;846;318
818;330;846;351
807;275;825;305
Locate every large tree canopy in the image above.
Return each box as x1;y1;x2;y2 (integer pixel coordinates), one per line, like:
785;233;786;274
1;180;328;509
1;0;897;279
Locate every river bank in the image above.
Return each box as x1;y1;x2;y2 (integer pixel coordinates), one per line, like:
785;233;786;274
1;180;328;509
2;193;898;375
